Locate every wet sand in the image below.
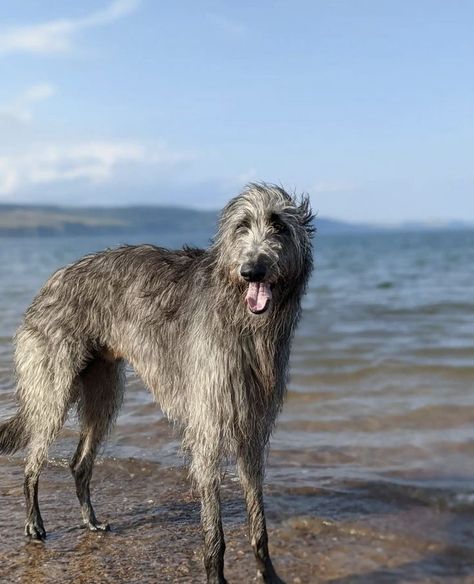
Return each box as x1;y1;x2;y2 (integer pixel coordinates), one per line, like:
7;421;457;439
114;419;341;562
1;456;474;584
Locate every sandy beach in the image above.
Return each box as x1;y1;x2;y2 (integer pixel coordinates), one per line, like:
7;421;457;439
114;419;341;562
1;454;474;584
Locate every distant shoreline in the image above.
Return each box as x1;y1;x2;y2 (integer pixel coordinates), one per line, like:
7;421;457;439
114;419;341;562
0;204;472;236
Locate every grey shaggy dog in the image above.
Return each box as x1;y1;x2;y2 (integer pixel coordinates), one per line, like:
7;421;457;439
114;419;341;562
0;183;313;584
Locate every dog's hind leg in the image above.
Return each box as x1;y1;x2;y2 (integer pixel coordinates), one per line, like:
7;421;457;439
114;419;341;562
19;338;82;540
70;356;125;532
238;446;285;584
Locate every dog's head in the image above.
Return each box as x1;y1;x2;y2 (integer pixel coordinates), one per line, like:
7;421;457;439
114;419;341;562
214;183;314;316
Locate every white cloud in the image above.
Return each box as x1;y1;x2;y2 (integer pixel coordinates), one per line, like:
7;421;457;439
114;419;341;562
0;140;192;196
0;0;141;56
0;83;56;123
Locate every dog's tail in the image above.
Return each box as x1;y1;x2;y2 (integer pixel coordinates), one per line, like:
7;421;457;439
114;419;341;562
0;412;30;454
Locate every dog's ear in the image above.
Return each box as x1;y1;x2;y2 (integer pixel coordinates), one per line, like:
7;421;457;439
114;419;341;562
297;194;315;236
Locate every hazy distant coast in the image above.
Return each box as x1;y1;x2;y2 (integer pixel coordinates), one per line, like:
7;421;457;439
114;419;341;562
0;205;218;237
1;204;471;237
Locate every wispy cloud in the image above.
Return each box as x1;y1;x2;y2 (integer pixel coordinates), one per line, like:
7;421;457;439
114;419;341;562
207;13;248;37
237;168;258;184
0;0;141;56
0;83;56;123
0;139;192;196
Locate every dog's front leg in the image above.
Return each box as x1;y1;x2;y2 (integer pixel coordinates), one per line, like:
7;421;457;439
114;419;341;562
192;451;228;584
238;449;286;584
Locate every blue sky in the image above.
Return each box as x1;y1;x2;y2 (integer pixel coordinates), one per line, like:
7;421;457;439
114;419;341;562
0;0;473;223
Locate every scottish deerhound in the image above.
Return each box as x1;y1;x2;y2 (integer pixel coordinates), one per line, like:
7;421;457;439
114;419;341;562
0;183;313;584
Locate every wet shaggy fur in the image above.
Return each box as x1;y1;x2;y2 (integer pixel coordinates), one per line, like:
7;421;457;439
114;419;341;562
0;183;313;584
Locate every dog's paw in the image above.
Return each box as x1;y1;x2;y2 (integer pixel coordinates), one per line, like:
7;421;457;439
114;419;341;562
25;520;46;541
86;520;111;532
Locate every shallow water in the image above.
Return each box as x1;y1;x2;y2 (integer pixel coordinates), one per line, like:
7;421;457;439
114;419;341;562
1;229;474;583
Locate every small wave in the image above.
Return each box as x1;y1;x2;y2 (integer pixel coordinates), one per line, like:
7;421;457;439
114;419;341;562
370;302;474;317
353;477;474;516
376;281;394;289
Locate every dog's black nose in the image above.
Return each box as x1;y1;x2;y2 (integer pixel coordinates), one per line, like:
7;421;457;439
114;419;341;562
240;263;267;282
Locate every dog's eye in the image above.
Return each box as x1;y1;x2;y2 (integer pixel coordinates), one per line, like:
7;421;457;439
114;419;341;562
270;214;288;234
236;219;250;232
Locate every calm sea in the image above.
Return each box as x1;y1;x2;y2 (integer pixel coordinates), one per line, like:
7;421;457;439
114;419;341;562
1;229;474;497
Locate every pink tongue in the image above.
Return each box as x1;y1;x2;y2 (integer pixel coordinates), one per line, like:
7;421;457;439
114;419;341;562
245;282;272;312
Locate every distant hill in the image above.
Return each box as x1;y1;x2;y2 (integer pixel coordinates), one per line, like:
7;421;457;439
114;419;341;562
0;204;218;236
0;203;364;237
0;204;471;237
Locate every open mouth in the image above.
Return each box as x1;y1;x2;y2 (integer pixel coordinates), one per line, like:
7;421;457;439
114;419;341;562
245;282;272;314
